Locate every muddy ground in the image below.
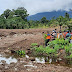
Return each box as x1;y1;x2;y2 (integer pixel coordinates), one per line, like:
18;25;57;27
0;28;72;72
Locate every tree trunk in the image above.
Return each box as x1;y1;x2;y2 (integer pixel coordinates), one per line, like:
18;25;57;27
60;26;61;31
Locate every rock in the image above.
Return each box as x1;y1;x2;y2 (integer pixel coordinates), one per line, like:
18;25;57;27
11;50;16;54
27;48;30;50
25;32;27;34
10;62;16;67
25;39;27;40
5;50;10;53
26;51;28;54
42;32;44;34
9;32;16;35
26;50;32;54
1;60;6;64
29;57;35;61
0;33;6;37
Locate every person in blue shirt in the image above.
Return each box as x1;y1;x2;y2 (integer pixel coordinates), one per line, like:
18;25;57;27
66;30;71;43
66;30;71;38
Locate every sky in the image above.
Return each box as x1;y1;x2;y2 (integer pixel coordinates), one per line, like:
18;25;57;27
0;0;72;15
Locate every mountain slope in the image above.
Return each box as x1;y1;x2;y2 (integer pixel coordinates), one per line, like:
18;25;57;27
27;10;72;20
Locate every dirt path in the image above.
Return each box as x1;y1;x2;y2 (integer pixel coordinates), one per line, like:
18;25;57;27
0;28;72;72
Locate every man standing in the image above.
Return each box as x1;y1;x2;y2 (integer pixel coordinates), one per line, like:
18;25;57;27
45;31;51;46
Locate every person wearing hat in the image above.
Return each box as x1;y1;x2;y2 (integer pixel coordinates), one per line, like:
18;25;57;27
45;31;51;46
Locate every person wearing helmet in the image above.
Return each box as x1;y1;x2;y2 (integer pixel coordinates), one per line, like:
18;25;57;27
51;30;57;40
45;31;51;46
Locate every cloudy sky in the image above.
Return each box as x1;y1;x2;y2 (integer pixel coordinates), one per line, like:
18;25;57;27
0;0;72;15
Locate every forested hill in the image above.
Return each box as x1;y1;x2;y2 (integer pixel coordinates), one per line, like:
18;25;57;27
27;10;72;20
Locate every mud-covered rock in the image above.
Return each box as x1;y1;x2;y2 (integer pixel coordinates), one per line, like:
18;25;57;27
29;57;35;61
9;32;16;35
10;50;16;54
0;33;6;37
1;60;6;64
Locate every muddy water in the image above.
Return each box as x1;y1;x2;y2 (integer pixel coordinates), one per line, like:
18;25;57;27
35;57;72;67
0;54;17;64
0;52;72;68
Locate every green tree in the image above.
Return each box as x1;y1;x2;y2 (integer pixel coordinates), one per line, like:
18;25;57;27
0;16;6;28
65;12;69;20
14;7;29;21
40;17;47;23
66;20;72;31
56;16;64;31
3;9;11;19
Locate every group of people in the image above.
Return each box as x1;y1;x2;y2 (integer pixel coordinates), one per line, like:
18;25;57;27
45;29;72;46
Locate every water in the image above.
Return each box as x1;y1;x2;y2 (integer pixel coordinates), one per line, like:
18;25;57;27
35;57;52;64
35;57;45;63
0;54;17;64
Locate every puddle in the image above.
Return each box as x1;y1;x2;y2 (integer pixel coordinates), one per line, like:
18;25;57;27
35;57;52;64
35;57;45;63
0;54;17;64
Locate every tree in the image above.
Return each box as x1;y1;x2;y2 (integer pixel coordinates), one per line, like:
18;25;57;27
0;16;6;28
65;12;69;20
14;7;29;21
3;9;11;19
66;20;72;31
40;17;47;23
56;16;64;30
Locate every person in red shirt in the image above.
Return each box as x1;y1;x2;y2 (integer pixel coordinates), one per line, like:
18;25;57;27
63;30;66;38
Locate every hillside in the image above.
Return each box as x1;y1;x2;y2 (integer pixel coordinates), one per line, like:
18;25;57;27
27;10;72;20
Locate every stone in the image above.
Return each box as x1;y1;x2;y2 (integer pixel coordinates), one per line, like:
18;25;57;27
29;57;35;61
1;60;6;64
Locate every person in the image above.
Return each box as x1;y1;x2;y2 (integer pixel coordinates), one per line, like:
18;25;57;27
70;31;72;39
54;29;57;33
70;31;72;43
65;30;71;43
45;31;51;46
51;30;57;40
66;30;71;38
63;30;66;38
57;31;63;38
64;30;68;38
57;32;60;38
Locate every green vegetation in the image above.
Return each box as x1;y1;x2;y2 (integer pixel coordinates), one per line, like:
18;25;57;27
31;43;38;47
31;38;72;59
16;50;25;57
43;34;48;40
0;7;72;30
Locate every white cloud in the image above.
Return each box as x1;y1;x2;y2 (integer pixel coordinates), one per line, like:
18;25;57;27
0;0;72;15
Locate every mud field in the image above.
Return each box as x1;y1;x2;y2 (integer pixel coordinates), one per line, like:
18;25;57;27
0;28;72;72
